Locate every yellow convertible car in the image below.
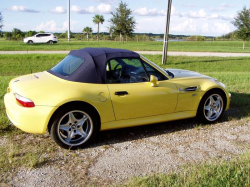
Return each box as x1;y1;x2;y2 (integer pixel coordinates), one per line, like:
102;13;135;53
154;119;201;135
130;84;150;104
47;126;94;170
4;48;231;149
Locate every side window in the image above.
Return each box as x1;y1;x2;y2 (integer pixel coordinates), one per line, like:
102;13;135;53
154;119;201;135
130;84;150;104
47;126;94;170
142;61;168;81
106;58;148;83
36;34;41;37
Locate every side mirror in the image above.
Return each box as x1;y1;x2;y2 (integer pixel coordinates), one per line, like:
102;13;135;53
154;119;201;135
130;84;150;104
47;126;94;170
150;75;158;87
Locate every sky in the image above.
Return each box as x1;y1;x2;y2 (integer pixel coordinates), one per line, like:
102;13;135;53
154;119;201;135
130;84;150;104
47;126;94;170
0;0;249;36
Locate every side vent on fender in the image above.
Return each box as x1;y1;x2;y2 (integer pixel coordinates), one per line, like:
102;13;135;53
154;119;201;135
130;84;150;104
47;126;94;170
179;86;198;92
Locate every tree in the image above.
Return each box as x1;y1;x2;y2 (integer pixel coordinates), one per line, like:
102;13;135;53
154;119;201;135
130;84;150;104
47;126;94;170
110;1;136;44
0;12;3;31
4;32;12;40
93;14;104;41
231;6;250;49
25;30;37;37
12;28;24;39
83;27;93;42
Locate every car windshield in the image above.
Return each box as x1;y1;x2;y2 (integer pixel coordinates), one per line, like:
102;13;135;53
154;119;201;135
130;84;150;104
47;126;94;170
51;55;85;76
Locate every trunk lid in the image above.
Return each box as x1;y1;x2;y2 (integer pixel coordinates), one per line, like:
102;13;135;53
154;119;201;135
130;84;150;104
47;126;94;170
10;71;59;94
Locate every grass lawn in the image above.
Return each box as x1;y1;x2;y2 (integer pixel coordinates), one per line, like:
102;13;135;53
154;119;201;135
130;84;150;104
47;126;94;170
124;153;250;187
0;38;250;53
0;54;250;185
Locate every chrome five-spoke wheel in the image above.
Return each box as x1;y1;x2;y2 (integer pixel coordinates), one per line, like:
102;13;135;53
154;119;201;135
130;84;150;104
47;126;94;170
203;94;223;121
50;106;98;149
197;90;225;123
57;111;93;146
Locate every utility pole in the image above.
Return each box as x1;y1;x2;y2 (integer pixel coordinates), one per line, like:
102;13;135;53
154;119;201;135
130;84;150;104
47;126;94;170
67;0;70;42
162;0;172;64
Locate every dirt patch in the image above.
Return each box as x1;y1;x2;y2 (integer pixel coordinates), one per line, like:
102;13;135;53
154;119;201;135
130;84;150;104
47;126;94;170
1;116;250;186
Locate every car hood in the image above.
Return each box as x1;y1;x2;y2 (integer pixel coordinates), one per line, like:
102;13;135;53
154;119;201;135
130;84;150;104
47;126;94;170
166;69;210;79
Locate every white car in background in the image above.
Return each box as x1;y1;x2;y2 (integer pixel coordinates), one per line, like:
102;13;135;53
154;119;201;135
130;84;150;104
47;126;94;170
23;33;58;44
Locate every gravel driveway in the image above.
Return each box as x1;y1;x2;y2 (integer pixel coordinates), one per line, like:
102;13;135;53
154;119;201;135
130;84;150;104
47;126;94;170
1;109;250;187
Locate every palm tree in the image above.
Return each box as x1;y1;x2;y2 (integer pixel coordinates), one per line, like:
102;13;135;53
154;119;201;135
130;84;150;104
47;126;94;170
83;27;93;42
93;14;105;41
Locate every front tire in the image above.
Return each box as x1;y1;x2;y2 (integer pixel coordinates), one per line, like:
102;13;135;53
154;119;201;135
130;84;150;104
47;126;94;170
50;106;98;149
197;90;225;123
28;40;33;44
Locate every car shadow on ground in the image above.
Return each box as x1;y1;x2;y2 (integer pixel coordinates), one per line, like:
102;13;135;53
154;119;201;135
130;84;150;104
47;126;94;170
88;92;250;149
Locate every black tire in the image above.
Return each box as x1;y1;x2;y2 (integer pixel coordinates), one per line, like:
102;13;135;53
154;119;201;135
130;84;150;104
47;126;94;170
48;40;53;44
197;90;226;123
50;105;99;149
28;40;33;44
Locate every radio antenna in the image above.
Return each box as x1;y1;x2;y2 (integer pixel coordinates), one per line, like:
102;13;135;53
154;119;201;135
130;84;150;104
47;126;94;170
27;50;32;74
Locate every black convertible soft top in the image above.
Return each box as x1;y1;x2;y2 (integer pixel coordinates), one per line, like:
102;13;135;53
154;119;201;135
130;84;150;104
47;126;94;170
48;48;140;83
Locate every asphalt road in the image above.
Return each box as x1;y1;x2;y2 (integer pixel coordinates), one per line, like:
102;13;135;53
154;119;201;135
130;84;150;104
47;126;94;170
1;51;250;57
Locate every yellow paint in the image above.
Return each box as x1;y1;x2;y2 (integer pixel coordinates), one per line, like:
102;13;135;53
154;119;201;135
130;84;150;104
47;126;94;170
4;93;57;134
4;59;231;135
101;111;196;130
107;80;178;120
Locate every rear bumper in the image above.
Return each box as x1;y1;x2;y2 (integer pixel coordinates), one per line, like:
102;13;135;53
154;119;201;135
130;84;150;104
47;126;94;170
4;93;57;134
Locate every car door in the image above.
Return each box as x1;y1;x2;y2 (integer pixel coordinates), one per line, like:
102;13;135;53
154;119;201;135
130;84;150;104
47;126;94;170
42;34;50;43
34;34;43;43
106;58;178;121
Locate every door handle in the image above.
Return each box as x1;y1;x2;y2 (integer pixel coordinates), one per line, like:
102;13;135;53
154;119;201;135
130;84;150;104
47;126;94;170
115;91;128;96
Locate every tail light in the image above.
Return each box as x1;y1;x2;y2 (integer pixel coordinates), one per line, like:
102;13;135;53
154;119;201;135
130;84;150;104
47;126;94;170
15;93;35;107
54;36;57;38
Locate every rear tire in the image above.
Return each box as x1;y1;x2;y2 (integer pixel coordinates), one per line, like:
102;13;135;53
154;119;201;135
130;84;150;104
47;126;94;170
48;40;53;44
197;90;226;123
50;105;99;149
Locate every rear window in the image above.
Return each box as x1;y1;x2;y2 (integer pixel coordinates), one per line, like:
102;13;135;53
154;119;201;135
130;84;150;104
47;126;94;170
51;55;84;76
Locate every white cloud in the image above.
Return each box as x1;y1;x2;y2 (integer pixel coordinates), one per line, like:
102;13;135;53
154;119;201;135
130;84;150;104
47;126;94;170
35;20;78;32
133;6;181;17
8;5;40;13
210;3;234;12
200;22;231;34
133;7;232;21
202;23;209;33
220;3;234;8
209;14;234;20
213;22;231;34
97;4;112;13
133;7;162;16
71;4;111;14
184;9;207;19
71;5;95;14
50;6;66;14
171;19;197;32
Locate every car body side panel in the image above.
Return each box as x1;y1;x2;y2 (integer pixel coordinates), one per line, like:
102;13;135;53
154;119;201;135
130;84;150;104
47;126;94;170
107;80;178;120
101;111;196;131
172;78;230;112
